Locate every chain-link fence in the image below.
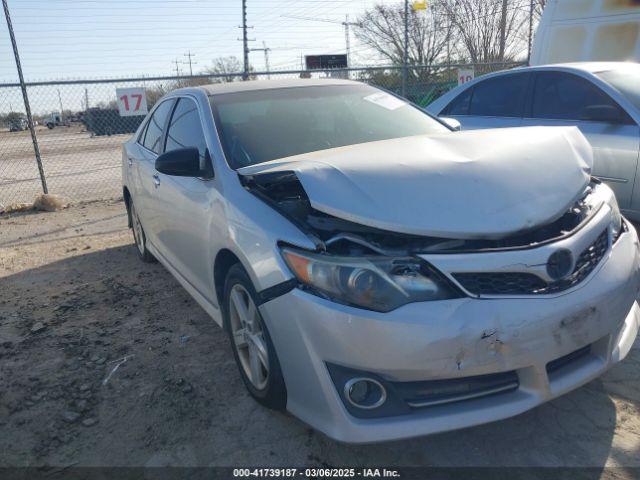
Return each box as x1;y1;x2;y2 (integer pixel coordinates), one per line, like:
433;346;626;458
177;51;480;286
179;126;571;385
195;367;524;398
0;62;523;207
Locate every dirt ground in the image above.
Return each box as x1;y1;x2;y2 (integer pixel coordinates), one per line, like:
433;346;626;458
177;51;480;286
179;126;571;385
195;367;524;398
1;199;640;474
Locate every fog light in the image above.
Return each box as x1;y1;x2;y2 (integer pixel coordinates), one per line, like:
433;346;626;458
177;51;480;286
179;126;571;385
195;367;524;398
344;378;386;409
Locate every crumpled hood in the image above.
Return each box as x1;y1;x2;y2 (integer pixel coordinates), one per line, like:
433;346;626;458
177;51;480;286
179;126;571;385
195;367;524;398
237;126;593;239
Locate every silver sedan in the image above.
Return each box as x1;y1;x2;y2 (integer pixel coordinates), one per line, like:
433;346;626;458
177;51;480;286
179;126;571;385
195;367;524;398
122;79;640;443
427;62;640;222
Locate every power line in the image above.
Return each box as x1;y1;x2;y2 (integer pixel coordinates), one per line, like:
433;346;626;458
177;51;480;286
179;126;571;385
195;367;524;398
182;51;197;76
280;13;359;66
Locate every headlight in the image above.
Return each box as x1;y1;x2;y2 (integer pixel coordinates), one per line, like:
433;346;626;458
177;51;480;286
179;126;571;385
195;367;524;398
280;247;459;312
607;193;623;240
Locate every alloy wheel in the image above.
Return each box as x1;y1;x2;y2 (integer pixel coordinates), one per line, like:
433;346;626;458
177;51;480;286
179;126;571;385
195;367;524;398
229;284;270;390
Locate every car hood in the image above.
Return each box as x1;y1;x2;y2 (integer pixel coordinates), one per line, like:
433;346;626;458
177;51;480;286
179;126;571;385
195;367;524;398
237;126;593;239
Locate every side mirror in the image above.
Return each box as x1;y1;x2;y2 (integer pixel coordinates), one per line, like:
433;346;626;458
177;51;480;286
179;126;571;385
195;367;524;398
155;147;212;177
580;105;623;124
440;116;462;131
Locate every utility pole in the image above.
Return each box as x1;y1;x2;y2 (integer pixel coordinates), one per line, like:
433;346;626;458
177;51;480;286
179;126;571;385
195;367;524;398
527;0;534;63
84;88;89;112
172;59;182;87
499;0;508;61
239;0;253;80
342;13;357;68
57;89;64;123
263;41;270;77
2;0;47;193
446;13;452;82
250;41;271;79
402;0;409;97
183;51;197;76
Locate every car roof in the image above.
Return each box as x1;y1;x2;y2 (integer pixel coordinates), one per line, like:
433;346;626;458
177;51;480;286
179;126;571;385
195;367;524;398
538;61;638;74
196;78;361;95
487;62;636;77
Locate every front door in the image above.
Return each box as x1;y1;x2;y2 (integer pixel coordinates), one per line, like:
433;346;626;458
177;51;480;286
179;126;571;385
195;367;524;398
521;71;640;209
151;96;215;296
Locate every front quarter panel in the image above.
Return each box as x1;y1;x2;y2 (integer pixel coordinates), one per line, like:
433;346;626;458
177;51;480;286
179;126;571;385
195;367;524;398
212;172;316;297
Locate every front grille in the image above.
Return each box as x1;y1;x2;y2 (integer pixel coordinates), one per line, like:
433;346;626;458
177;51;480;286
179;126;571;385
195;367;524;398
394;371;519;409
454;229;609;296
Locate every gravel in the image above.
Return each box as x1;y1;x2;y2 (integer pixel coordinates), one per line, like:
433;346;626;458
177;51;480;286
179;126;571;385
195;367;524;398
1;199;640;474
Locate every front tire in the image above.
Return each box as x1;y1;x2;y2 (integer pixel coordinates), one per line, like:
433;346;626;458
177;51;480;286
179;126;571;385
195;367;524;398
129;200;156;263
223;264;287;410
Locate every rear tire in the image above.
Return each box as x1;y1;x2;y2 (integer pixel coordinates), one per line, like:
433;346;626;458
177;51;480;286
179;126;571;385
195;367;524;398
129;200;156;263
223;263;287;410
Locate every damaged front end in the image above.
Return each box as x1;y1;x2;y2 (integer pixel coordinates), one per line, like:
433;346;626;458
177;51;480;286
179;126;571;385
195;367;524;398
240;170;616;312
240;170;603;258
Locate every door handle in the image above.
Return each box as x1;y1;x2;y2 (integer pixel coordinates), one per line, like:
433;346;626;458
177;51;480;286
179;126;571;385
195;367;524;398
153;174;160;187
127;158;133;167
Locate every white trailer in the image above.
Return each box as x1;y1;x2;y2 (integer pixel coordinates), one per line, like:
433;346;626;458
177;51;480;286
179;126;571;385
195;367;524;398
531;0;640;66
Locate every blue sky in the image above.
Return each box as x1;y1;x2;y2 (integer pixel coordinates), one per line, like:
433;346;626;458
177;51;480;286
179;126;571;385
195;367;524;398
0;0;397;83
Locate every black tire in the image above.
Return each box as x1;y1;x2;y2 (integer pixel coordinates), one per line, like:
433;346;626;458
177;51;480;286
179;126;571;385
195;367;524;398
129;200;156;263
223;263;287;410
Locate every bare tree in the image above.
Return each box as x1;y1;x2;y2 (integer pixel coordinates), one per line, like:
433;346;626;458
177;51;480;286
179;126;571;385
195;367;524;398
440;0;529;63
354;3;451;78
206;56;247;83
145;84;170;107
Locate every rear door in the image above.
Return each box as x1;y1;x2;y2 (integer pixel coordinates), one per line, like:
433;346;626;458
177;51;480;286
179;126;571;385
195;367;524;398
521;71;639;208
152;96;214;296
440;73;530;130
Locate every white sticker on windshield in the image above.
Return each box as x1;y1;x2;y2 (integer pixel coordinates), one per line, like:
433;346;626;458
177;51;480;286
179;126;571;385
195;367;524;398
363;92;407;110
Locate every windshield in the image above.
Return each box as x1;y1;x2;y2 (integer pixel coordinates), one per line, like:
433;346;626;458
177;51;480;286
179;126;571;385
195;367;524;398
209;84;448;169
597;66;640;111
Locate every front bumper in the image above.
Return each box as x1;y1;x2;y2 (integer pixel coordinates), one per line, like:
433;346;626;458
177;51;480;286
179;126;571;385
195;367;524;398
259;225;640;443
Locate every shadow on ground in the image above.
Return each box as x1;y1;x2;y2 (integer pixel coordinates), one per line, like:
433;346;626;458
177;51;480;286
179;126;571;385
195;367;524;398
1;242;638;473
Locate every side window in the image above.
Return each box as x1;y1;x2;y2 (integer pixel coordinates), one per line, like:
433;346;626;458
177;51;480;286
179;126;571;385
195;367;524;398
137;119;149;144
469;74;529;117
165;98;207;161
531;72;629;122
142;100;174;154
443;87;472;116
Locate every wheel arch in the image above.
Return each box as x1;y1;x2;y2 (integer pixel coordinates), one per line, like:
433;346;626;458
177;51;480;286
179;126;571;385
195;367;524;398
123;186;132;228
214;248;243;323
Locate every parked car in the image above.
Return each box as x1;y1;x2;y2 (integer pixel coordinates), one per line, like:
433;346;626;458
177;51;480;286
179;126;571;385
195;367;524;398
426;62;640;222
8;118;27;132
122;78;640;443
43;112;69;129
